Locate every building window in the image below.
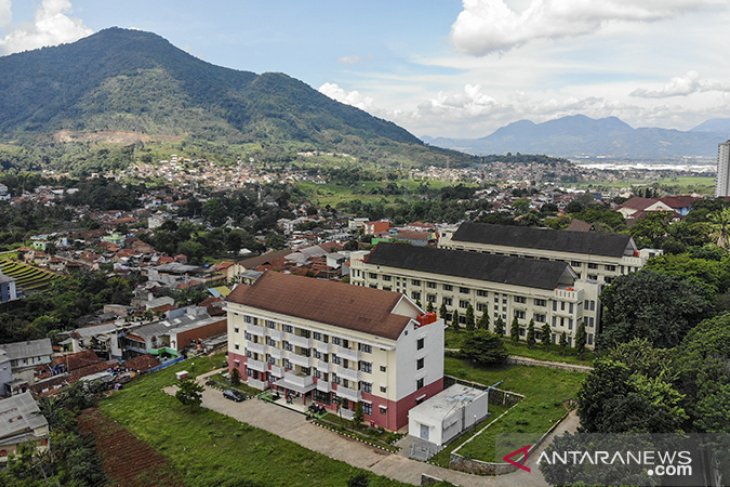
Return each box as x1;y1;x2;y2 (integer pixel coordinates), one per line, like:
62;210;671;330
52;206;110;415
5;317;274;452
605;264;616;271
411;291;421;301
534;298;546;307
282;324;293;333
379;365;387;373
244;315;252;323
426;294;436;303
379;405;387;414
416;378;424;389
411;279;421;286
459;300;469;309
570;261;581;267
534;314;546;323
417;338;424;350
234;344;240;350
443;284;453;291
332;374;340;385
332;355;341;365
476;303;485;312
442;297;452;306
417;358;424;370
383;275;392;281
459;287;469;294
476;289;487;297
244;332;253;341
313;332;322;341
360;382;372;393
358;343;372;353
332;337;341;346
514;296;526;304
369;273;377;279
514;310;525;319
362;403;372;415
379;386;387;393
518;328;525;336
587;263;598;269
427;281;436;289
359;361;372;373
265;320;275;328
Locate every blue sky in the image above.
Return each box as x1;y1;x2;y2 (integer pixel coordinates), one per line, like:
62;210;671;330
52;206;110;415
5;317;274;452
2;0;730;138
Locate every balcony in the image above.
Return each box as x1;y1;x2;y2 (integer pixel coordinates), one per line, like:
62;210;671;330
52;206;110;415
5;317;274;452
268;365;284;378
267;347;283;359
554;287;584;302
283;371;314;389
289;352;311;368
334;345;358;361
266;328;282;341
247;358;266;372
337;366;359;382
312;339;330;353
287;333;311;348
247;341;265;354
247;378;269;391
317;360;331;373
246;323;266;337
336;386;360;402
316;381;331;393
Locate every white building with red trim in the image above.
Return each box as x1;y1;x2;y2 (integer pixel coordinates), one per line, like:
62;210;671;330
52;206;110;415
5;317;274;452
225;272;444;431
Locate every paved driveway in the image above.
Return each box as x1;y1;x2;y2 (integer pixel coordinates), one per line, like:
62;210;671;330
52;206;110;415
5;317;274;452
166;370;576;486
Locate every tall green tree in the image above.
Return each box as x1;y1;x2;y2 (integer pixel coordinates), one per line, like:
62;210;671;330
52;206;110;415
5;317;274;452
459;331;508;366
465;304;476;331
510;316;520;342
575;322;587;358
526;319;536;349
176;377;204;408
451;309;461;332
541;323;552;347
439;302;448;320
559;331;568;352
494;317;505;336
708;207;730;248
478;310;490;330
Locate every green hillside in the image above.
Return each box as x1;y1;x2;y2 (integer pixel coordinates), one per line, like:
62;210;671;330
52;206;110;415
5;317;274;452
0;27;475;171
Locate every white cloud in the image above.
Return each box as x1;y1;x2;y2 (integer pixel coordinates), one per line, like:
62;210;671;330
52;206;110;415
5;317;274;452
631;71;730;98
450;0;723;56
338;55;363;65
0;0;93;55
318;82;375;111
0;0;11;28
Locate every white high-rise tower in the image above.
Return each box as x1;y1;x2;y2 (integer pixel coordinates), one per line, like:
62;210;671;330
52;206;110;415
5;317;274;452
715;140;730;197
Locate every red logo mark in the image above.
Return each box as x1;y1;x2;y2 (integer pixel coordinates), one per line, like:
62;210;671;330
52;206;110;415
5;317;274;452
503;444;532;472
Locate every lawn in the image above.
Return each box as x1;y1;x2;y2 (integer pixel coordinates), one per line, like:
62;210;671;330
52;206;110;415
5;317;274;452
573;175;715;195
444;330;594;366
100;354;408;487
443;357;586;462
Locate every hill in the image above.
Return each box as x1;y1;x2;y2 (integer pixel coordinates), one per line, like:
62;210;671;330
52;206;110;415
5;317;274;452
424;114;729;159
0;27;473;172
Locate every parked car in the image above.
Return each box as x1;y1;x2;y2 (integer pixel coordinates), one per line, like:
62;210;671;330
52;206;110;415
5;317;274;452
223;389;246;402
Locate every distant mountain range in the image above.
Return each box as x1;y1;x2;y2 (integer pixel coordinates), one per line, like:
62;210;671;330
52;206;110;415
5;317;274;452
0;27;473;170
423;115;730;159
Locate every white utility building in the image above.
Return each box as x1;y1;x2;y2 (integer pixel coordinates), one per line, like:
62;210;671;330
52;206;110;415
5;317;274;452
408;383;489;447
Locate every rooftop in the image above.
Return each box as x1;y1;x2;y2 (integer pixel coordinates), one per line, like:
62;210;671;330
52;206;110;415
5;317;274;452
226;272;413;340
0;392;48;441
365;243;574;290
0;338;52;362
451;222;633;258
408;384;488;420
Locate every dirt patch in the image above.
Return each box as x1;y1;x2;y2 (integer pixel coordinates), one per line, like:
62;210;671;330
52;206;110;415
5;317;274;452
78;408;184;487
53;130;183;144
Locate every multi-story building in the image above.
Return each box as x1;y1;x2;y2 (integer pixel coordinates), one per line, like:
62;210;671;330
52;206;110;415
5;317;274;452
716;140;730;197
438;222;659;285
350;243;601;348
226;271;444;431
0;392;49;462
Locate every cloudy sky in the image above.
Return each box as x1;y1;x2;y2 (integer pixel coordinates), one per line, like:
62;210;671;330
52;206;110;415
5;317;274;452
1;0;730;138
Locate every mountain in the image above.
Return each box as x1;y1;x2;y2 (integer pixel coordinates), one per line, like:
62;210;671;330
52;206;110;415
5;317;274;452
0;28;472;170
425;115;730;159
691;118;730;135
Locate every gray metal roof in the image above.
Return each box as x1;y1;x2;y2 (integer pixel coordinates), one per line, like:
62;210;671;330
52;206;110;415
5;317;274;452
0;338;52;361
451;222;633;258
0;392;48;441
131;313;224;340
366;243;574;290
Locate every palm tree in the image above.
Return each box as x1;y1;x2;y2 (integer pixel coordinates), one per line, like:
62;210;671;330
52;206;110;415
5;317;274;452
709;208;730;248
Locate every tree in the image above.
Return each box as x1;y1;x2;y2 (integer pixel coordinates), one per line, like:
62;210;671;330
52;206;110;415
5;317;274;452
510;316;520;342
426;300;434;312
478;310;490;330
354;401;364;425
526;319;536;349
494;317;505;336
575;322;587;357
348;473;370;487
439;302;448;321
559;331;568;352
230;367;241;386
598;270;712;349
465;304;476;331
708;207;730;248
541;323;552;347
175;377;204;408
459;331;508;366
451;309;461;331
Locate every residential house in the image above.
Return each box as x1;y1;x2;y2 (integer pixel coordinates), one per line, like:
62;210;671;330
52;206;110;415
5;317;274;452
0;392;49;462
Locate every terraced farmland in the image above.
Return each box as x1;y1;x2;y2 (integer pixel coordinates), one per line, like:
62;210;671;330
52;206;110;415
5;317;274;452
0;256;63;294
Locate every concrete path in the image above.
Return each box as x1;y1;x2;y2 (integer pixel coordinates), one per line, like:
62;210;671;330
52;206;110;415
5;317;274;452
164;369;579;486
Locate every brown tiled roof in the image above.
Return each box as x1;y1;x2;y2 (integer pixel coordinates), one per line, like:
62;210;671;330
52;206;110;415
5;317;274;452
619;197;660;211
51;350;102;371
124;354;160;373
68;360;118;383
226;272;412;340
659;195;699;209
238;249;291;269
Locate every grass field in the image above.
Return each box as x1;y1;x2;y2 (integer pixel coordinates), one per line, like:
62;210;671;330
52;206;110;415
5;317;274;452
0;254;63;293
574;175;715;195
443;357;585;462
444;330;593;366
100;354;408;487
